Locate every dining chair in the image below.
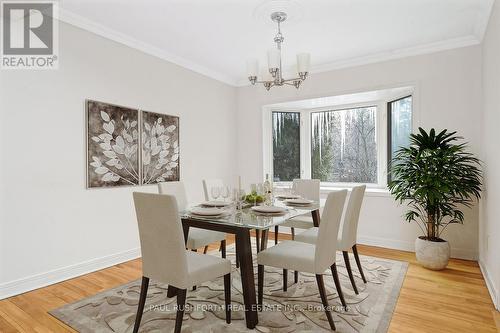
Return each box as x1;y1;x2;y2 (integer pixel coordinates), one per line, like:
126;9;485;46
275;179;320;283
275;179;321;242
202;178;224;201
159;181;227;257
295;185;367;294
132;192;232;333
257;190;348;330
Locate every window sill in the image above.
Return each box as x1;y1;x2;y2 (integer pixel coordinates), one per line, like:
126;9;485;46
320;186;391;197
273;183;392;198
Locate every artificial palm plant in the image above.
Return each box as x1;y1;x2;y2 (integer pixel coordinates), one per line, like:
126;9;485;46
388;128;482;241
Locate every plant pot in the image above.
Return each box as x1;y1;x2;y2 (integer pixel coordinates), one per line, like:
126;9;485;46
415;237;450;270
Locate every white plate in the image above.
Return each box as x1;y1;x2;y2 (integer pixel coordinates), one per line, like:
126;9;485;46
285;198;314;206
251;206;287;214
190;207;222;216
201;200;230;207
276;194;301;199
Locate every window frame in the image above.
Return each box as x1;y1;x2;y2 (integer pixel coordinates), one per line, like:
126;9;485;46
264;100;389;189
271;110;302;182
387;95;413;184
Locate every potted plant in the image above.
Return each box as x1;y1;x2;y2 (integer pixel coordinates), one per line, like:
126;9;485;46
388;128;482;270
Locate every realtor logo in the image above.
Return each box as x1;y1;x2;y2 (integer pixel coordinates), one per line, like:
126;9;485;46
1;1;58;69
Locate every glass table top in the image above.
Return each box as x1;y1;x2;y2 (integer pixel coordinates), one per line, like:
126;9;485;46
181;200;321;230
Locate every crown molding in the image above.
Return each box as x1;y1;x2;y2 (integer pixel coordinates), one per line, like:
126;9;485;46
474;0;495;42
236;35;481;87
58;7;487;89
58;8;238;86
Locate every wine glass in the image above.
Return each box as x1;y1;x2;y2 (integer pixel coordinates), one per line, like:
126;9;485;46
221;185;230;202
211;186;220;202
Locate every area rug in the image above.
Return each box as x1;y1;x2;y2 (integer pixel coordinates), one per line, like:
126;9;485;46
50;243;408;332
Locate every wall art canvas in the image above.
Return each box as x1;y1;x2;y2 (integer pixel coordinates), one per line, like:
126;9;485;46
141;110;180;184
86;100;140;188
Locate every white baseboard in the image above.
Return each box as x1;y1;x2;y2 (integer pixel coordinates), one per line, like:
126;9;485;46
356;235;478;260
277;229;478;260
479;260;499;310
0;247;141;300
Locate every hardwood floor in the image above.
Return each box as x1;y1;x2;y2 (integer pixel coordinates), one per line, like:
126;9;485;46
0;233;498;332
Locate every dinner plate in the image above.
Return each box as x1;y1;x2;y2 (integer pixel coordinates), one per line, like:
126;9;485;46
284;198;314;206
275;194;301;199
190;207;223;216
201;200;231;207
251;206;287;214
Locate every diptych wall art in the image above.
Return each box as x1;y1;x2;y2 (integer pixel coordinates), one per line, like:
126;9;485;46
141;110;180;184
86;100;180;188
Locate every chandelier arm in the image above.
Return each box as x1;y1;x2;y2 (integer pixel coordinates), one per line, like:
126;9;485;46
282;77;303;83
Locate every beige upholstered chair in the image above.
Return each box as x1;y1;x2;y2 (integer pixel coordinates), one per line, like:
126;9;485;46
132;192;232;333
257;190;348;330
202;178;224;201
295;185;367;294
158;181;226;256
275;179;321;283
276;179;321;242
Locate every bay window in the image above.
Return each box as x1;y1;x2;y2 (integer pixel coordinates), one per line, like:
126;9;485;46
264;94;413;189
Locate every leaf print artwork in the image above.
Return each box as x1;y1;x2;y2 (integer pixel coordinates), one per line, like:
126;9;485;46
87;100;140;188
141;110;180;184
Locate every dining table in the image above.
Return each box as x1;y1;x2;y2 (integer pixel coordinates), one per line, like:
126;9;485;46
166;199;321;329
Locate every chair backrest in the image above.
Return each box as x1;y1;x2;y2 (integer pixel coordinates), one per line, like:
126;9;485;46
158;181;188;211
339;185;366;249
314;190;347;273
202;179;224;201
133;192;189;288
292;179;320;201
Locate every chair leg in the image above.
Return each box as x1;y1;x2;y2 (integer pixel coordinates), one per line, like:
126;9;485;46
274;226;278;245
174;289;187;333
133;276;149;333
192;248;198;290
331;263;347;309
291;228;297;283
203;245;208;254
224;273;231;323
343;251;358;295
221;240;226;259
283;269;288;292
316;274;336;330
258;265;264;308
352;244;367;283
236;252;240;268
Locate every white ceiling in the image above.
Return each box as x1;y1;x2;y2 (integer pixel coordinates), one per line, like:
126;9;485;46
58;0;494;86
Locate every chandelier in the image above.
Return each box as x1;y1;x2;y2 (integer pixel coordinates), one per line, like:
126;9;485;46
246;11;310;90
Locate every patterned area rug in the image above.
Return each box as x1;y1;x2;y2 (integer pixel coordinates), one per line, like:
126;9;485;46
50;243;407;332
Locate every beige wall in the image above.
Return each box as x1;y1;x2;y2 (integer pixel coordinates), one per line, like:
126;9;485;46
0;22;237;298
480;0;500;310
236;46;482;260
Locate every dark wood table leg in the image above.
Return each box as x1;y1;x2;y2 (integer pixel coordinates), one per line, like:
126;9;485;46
168;224;191;298
312;209;320;227
255;229;261;253
236;229;258;329
260;229;268;252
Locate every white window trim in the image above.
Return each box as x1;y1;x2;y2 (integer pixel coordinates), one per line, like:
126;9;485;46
262;91;417;191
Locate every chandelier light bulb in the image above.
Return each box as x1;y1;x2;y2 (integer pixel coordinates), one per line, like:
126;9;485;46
267;49;280;70
246;59;259;77
297;53;311;73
